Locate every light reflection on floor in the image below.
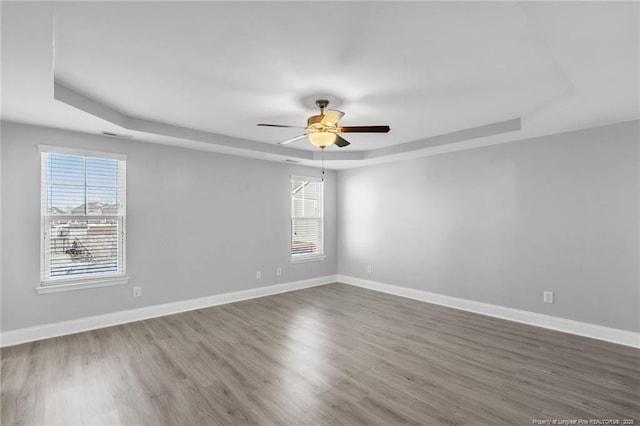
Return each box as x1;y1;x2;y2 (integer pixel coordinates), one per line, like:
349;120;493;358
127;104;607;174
280;308;328;412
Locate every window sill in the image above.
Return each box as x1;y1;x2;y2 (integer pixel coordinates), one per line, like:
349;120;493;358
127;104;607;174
291;255;326;264
36;276;129;294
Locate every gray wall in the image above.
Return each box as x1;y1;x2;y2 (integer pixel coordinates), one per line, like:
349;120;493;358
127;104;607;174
2;120;638;333
1;121;337;331
337;121;640;332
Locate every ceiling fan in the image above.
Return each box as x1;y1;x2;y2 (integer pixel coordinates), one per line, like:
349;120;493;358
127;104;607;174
257;99;390;149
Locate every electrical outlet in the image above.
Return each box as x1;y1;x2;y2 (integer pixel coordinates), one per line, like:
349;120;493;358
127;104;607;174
256;270;262;279
367;264;372;274
276;267;282;277
543;291;554;304
133;286;142;297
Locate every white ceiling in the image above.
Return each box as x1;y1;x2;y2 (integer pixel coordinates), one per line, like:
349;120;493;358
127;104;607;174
1;1;638;169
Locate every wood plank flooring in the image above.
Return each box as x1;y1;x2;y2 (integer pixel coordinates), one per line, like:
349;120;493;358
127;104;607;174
1;283;639;425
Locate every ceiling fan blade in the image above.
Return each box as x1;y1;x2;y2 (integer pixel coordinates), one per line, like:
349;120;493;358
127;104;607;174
339;125;390;133
334;135;351;148
257;123;306;129
321;109;345;127
278;134;309;145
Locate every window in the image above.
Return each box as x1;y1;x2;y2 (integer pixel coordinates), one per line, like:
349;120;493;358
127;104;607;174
39;145;127;289
291;176;324;262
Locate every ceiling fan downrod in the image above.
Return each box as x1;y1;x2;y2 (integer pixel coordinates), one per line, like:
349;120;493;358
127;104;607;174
315;99;329;115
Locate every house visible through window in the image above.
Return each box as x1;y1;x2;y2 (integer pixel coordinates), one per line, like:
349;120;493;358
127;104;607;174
291;176;324;261
40;146;127;286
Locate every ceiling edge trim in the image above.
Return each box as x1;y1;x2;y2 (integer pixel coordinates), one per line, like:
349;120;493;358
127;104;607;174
52;81;521;165
53;81;319;161
54;82;129;128
366;118;522;160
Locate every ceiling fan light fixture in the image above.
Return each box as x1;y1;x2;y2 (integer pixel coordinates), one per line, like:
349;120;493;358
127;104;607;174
308;132;336;148
258;98;389;149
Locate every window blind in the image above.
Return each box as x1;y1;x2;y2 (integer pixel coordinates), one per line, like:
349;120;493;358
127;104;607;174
291;176;323;258
40;151;126;283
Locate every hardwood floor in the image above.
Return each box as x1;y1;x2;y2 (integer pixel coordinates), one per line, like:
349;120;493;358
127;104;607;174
1;283;639;425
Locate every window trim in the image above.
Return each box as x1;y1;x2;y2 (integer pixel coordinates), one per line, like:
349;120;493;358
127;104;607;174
38;144;127;161
35;275;129;294
38;145;128;292
290;175;325;263
290;253;326;264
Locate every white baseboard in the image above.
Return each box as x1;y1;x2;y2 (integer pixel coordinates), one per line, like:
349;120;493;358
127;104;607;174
337;275;640;349
0;275;337;347
4;275;638;349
